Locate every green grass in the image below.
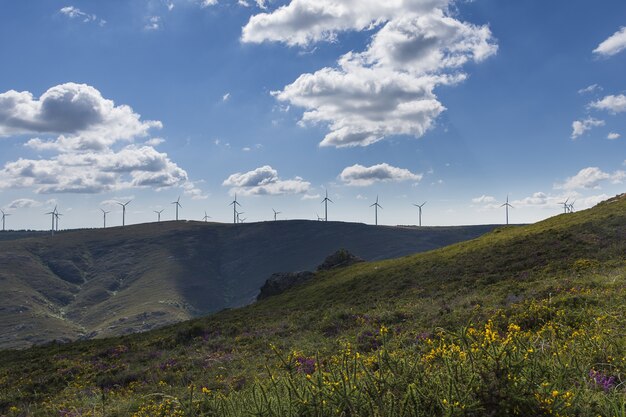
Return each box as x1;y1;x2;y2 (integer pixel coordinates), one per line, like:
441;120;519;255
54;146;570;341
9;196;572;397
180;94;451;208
1;195;625;416
0;220;495;349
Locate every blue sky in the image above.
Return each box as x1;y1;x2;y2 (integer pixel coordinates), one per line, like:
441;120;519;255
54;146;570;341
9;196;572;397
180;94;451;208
0;0;625;229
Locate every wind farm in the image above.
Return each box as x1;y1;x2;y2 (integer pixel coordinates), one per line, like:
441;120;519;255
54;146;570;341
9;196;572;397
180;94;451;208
0;191;591;234
1;2;624;416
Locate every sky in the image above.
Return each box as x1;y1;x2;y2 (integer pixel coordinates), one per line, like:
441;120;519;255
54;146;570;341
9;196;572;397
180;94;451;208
0;0;625;229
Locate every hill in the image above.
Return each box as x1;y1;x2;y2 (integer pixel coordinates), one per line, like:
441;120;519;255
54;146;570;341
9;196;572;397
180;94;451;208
0;195;625;416
0;220;496;349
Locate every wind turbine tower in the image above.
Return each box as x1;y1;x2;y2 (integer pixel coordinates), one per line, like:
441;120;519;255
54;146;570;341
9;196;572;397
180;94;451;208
45;206;57;236
0;209;10;232
272;208;281;221
501;195;513;225
54;209;63;231
568;200;576;213
321;190;333;222
558;198;570;214
101;209;110;228
117;200;131;226
171;196;182;221
203;211;211;222
413;201;426;227
229;195;241;224
370;195;383;226
154;209;164;222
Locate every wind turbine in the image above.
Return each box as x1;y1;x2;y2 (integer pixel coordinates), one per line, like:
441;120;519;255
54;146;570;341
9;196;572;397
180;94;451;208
54;209;63;231
321;190;333;222
568;199;576;213
117;200;131;226
100;208;110;228
272;208;281;221
501;195;513;225
316;212;324;221
370;195;383;226
45;206;57;235
229;194;241;224
558;198;570;214
236;211;245;224
1;209;10;232
154;209;164;222
413;201;426;227
202;211;211;222
171;196;182;221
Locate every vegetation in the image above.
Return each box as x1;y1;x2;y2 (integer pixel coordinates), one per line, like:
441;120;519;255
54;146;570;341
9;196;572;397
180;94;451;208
1;195;626;416
0;220;494;349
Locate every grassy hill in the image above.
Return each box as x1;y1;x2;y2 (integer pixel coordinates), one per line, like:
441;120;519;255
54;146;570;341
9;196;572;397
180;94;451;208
0;220;496;349
0;195;625;416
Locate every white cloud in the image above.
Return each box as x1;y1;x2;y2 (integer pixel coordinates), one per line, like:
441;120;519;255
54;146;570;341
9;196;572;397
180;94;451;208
0;83;161;150
578;84;602;95
301;193;321;200
245;1;497;147
222;165;311;196
242;147;251;151
4;198;42;209
0;146;188;194
608;132;621;140
59;6;105;26
145;137;165;146
471;195;496;204
589;94;626;114
339;163;422;186
200;0;218;6
145;16;162;30
0;83;201;196
571;117;605;139
242;0;449;46
557;167;624;191
593;27;626;57
222;92;230;102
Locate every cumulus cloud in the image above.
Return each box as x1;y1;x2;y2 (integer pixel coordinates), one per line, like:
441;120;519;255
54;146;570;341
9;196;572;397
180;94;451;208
200;0;218;6
571;118;605;139
593;27;626;57
242;0;449;46
339;163;422;186
222;165;311;196
0;83;161;149
608;132;620;140
471;195;496;204
245;1;497;147
0;83;201;195
60;6;105;26
556;167;625;191
589;94;626;114
4;198;42;209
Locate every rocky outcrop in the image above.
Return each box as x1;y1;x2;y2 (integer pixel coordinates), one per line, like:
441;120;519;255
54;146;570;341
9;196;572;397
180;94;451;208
257;271;315;301
316;249;364;271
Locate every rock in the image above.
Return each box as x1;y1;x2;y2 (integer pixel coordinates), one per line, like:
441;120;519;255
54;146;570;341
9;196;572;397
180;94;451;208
316;249;364;271
257;271;315;301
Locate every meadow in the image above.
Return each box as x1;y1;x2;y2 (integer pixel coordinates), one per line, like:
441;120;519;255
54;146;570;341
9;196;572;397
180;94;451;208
1;195;625;416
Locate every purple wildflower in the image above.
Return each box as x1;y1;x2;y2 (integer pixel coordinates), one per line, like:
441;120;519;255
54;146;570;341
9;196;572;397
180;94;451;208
294;356;316;375
589;369;617;392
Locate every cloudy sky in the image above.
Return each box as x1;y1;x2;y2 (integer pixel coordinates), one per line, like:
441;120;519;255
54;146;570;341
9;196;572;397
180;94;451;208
0;0;625;229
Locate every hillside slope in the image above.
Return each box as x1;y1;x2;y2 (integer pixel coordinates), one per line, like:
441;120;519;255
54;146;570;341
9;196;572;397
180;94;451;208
0;220;496;349
0;195;624;416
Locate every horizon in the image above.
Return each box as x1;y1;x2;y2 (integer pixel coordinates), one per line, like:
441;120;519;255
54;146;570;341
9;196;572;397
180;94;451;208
1;1;625;229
